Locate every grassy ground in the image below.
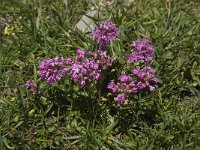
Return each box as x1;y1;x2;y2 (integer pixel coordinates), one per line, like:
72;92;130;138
0;0;200;149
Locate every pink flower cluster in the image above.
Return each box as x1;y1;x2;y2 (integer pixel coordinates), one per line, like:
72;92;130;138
132;66;158;92
92;21;119;48
126;39;154;64
107;67;157;103
108;39;158;103
38;49;115;86
39;56;70;84
107;74;138;103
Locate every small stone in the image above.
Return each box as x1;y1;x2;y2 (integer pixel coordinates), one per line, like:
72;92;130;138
75;10;98;33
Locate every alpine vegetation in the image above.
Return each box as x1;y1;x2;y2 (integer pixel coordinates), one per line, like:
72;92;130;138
27;21;158;104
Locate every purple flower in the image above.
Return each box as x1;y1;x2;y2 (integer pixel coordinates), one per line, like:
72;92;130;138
90;70;101;80
92;21;119;47
39;56;69;84
107;80;118;93
137;81;147;89
38;49;115;87
88;60;99;70
126;39;154;64
25;80;34;89
129;81;138;93
114;94;126;103
107;65;158;103
119;74;132;83
132;66;158;92
76;49;85;60
70;62;88;86
80;80;86;86
69;50;102;86
25;80;38;94
107;73;139;103
95;50;116;69
86;50;95;56
132;67;145;79
149;86;155;92
133;67;157;83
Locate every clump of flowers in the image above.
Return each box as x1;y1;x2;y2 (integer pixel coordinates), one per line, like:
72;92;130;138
126;39;154;64
38;49;115;87
27;20;158;105
25;80;38;94
39;56;70;84
69;49;115;86
132;66;158;92
69;49;100;86
95;50;116;69
92;21;119;48
107;74;138;103
114;94;126;103
108;39;158;103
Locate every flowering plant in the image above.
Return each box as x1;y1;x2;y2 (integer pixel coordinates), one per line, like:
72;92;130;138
25;21;158;109
108;39;158;103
